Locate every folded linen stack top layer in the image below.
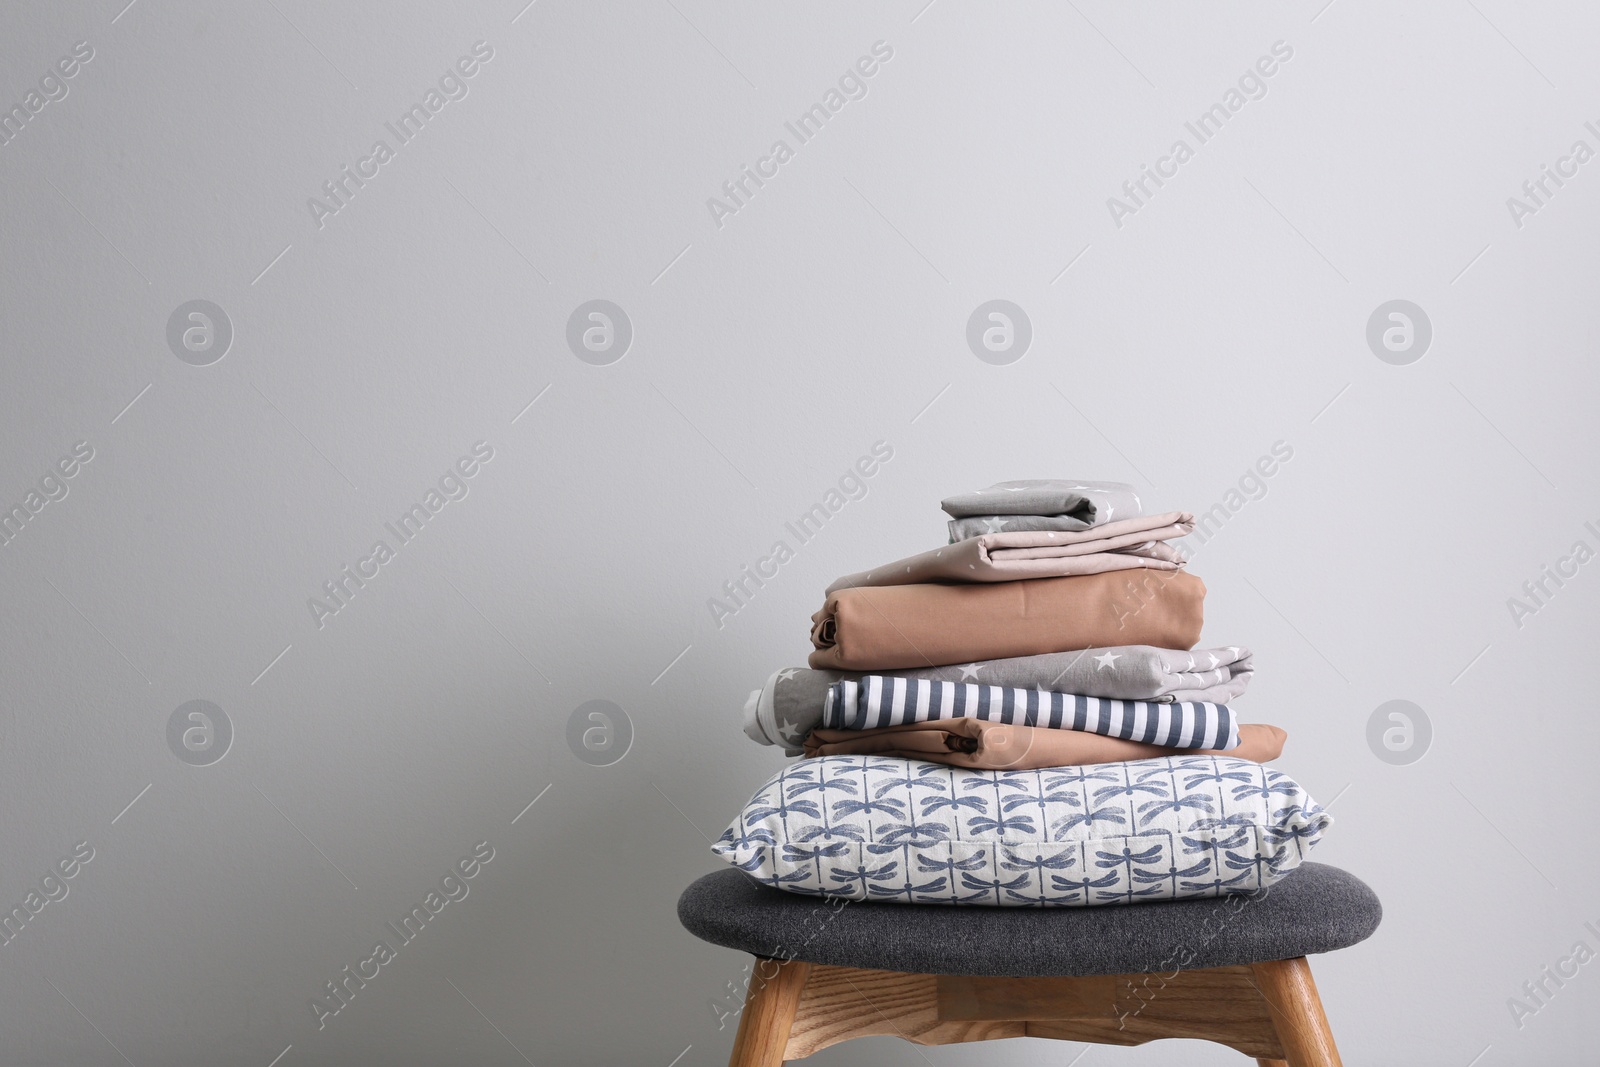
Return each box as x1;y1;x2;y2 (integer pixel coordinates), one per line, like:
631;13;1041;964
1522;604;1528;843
713;477;1331;909
942;479;1143;540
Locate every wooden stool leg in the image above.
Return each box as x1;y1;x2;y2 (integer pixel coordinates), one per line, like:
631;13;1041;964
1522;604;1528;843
728;957;811;1067
1256;1060;1289;1067
1250;958;1341;1067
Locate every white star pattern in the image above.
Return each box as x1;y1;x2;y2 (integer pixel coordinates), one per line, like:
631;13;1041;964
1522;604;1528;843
1094;651;1121;670
982;517;1007;533
957;663;987;680
1207;654;1219;669
777;668;799;682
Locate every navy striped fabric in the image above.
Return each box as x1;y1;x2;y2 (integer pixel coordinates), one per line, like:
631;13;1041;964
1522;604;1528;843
822;676;1238;750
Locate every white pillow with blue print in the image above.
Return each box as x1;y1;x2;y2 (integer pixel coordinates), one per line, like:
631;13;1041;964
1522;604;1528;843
712;754;1330;907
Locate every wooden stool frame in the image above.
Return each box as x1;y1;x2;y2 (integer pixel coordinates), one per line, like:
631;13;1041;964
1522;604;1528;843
726;955;1342;1067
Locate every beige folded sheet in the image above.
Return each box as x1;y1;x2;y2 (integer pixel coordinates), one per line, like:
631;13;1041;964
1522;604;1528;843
826;512;1195;594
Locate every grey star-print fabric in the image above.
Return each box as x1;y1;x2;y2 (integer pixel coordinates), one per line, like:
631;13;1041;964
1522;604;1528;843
742;645;1255;753
941;479;1143;541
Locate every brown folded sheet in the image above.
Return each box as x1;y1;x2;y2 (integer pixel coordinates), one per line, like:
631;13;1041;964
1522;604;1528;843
802;720;1286;770
808;569;1205;670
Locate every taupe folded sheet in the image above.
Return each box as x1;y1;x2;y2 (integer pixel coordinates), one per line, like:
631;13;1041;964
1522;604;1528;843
826;513;1194;594
808;569;1206;671
802;720;1286;771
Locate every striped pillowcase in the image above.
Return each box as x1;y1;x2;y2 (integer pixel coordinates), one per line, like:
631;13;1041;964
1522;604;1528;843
822;676;1238;750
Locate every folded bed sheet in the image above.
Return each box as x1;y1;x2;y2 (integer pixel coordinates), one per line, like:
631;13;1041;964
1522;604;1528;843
808;569;1205;671
802;720;1285;770
828;513;1194;593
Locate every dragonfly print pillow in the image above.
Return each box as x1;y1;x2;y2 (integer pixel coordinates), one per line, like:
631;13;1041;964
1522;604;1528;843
712;755;1331;907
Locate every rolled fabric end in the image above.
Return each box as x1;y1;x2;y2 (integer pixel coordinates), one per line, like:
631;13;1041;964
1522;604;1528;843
742;687;767;745
744;669;808;754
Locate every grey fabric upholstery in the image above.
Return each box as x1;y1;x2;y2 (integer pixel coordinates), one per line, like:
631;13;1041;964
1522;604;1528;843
677;863;1380;977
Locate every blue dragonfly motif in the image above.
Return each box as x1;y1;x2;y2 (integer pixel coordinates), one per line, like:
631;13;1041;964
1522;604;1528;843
873;820;952;847
779;841;851;889
916;850;989;905
1178;762;1258;790
1093;842;1166;904
1043;767;1121;790
725;849;814;889
718;826;777;851
921;793;989;817
781;841;851;866
863;765;953;846
1179;866;1255;895
999;846;1080;905
1223;844;1287;885
962;771;1037;835
786;775;858;800
1047;869;1120;904
1091;771;1171;806
861;844;950;902
1229;772;1300;805
1178;761;1259;812
871;874;952;901
965;809;1038;838
871;765;949;800
828;859;900;898
744;796;819;822
960;770;1037;795
1131;855;1215;898
958;870;1033;904
1179;812;1254;874
1136;789;1216;827
1264;805;1325;858
792;821;866;844
1001;787;1083;818
831;795;907;822
1256;843;1301;879
1042;766;1121;810
1049;804;1128;839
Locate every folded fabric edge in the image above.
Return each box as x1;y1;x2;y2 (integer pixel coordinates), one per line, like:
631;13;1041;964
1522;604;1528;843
740;687;767;745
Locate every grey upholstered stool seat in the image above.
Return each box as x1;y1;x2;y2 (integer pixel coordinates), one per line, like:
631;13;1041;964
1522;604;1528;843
679;862;1381;978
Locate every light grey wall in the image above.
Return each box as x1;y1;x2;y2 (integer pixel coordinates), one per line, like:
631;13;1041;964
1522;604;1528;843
1;1;1596;1064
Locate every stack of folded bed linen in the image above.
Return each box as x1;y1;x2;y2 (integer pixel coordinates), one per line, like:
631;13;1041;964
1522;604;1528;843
713;479;1331;907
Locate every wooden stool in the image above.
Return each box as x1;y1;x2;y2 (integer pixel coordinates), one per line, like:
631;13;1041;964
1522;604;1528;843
678;863;1380;1066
